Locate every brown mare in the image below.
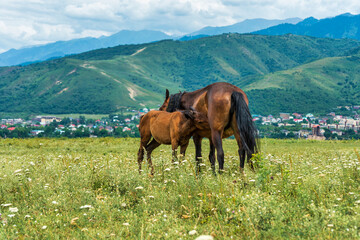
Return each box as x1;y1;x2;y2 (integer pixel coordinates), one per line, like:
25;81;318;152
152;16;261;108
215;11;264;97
159;82;258;173
137;109;208;174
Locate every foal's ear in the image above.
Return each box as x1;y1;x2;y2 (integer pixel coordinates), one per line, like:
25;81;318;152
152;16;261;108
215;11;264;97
165;89;170;99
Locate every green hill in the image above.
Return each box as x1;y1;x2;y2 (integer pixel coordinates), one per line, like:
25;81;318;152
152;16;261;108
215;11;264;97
0;33;359;115
244;54;360;114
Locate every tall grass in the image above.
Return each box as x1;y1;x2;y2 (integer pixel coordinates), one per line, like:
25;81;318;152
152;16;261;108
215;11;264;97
0;138;359;239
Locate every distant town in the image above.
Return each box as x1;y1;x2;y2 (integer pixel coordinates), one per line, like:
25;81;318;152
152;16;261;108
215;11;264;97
1;105;360;140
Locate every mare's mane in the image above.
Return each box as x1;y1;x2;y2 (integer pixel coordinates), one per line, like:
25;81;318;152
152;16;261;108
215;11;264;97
166;91;185;112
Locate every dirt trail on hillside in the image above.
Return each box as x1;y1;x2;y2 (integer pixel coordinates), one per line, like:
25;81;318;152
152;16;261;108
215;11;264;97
131;47;147;56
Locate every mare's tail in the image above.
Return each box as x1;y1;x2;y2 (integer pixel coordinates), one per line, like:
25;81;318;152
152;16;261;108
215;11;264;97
230;92;259;158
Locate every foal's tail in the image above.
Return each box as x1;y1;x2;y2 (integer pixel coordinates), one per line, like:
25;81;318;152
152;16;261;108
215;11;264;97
230;92;259;157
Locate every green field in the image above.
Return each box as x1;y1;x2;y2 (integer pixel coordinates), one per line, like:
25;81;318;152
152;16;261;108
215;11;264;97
0;138;359;239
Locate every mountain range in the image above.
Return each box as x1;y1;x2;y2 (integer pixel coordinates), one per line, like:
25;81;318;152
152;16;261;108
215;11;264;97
188;18;302;36
254;13;360;40
0;18;301;67
1;33;360;116
0;30;171;67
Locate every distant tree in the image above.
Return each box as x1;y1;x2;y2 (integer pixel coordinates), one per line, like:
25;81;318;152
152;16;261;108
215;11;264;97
79;116;86;124
324;129;332;139
44;126;55;137
60;118;71;126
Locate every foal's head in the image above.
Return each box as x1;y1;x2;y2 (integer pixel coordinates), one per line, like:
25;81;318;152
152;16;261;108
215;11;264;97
183;110;209;130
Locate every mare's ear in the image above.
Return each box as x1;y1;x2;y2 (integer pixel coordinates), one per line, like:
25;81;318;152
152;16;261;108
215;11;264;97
165;89;170;99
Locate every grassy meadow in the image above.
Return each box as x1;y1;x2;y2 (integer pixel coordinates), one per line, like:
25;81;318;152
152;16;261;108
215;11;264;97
0;138;359;239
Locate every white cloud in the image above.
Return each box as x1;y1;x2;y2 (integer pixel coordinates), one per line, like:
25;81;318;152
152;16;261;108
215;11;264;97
0;0;360;51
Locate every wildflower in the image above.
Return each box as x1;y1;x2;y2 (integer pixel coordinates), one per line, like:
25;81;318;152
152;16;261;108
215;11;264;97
327;224;334;228
14;169;22;174
355;200;360;204
135;186;143;190
121;203;126;207
52;201;58;205
29;162;35;166
189;230;197;235
196;235;214;240
42;226;47;229
24;215;31;218
148;196;155;199
1;203;12;207
80;205;92;209
123;223;129;226
70;217;79;225
249;179;255;182
164;168;170;172
8;214;15;218
9;207;18;213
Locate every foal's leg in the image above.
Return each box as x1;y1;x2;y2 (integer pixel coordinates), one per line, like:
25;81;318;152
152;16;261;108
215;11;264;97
171;140;179;162
145;139;161;175
179;141;189;162
192;134;203;173
138;133;151;174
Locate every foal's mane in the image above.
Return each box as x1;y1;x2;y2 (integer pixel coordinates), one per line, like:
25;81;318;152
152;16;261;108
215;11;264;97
166;91;185;112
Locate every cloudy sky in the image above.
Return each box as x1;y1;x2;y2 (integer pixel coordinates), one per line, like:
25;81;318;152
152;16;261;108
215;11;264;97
1;0;360;53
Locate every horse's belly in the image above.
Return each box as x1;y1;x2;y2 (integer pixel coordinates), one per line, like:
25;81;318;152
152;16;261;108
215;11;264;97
150;122;171;145
152;135;171;145
194;128;234;139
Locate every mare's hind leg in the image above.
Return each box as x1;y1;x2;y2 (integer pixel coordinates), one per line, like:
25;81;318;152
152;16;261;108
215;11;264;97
231;117;252;172
209;139;216;172
211;129;225;172
193;134;203;173
145;139;161;175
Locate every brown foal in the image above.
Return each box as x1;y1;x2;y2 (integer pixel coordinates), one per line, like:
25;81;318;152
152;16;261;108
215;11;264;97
137;109;208;174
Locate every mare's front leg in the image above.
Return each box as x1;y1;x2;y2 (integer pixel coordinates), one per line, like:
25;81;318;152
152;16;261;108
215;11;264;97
145;139;161;175
192;133;203;173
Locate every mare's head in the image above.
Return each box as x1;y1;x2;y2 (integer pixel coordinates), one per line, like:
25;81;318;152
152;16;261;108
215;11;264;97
159;89;185;112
